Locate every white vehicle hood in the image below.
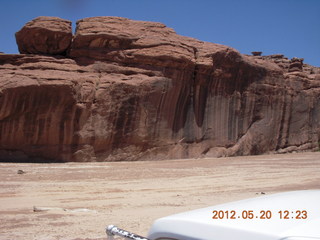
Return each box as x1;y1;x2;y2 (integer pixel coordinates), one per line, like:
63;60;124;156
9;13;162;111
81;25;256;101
148;190;320;240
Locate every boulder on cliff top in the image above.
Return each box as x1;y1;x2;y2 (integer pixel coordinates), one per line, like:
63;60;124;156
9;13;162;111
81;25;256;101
15;16;72;55
69;16;231;69
69;16;195;68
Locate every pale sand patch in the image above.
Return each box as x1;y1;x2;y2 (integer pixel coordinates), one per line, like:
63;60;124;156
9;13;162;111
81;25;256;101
0;152;319;240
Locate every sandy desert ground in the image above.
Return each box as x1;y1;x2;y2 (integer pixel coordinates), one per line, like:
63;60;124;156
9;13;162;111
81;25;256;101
0;152;320;240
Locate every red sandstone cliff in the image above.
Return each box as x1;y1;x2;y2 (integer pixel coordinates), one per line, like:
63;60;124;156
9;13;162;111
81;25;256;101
0;16;319;162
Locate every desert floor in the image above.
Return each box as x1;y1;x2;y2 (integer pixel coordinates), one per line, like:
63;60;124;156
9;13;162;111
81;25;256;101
0;152;320;240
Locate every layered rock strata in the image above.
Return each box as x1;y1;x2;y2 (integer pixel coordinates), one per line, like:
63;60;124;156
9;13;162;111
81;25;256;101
0;16;319;162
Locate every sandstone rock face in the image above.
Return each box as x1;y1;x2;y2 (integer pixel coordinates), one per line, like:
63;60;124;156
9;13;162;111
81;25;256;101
15;16;72;55
0;16;319;162
289;57;304;72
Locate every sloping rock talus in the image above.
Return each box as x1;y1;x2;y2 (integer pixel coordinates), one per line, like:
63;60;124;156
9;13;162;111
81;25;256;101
0;16;319;162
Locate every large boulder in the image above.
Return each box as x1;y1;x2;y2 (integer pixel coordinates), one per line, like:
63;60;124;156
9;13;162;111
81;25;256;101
15;16;72;55
69;16;196;68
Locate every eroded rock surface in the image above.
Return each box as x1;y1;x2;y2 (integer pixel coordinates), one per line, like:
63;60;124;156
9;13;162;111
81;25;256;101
1;16;320;162
15;16;72;55
289;57;304;72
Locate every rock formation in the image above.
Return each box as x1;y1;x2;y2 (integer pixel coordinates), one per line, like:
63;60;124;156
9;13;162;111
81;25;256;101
0;16;319;162
15;16;72;55
289;57;304;72
251;51;262;56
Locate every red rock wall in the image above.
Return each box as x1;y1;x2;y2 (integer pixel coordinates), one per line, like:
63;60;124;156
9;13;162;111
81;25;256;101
0;17;319;162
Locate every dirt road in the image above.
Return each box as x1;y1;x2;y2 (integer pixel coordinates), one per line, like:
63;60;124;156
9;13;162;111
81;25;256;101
1;152;320;240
